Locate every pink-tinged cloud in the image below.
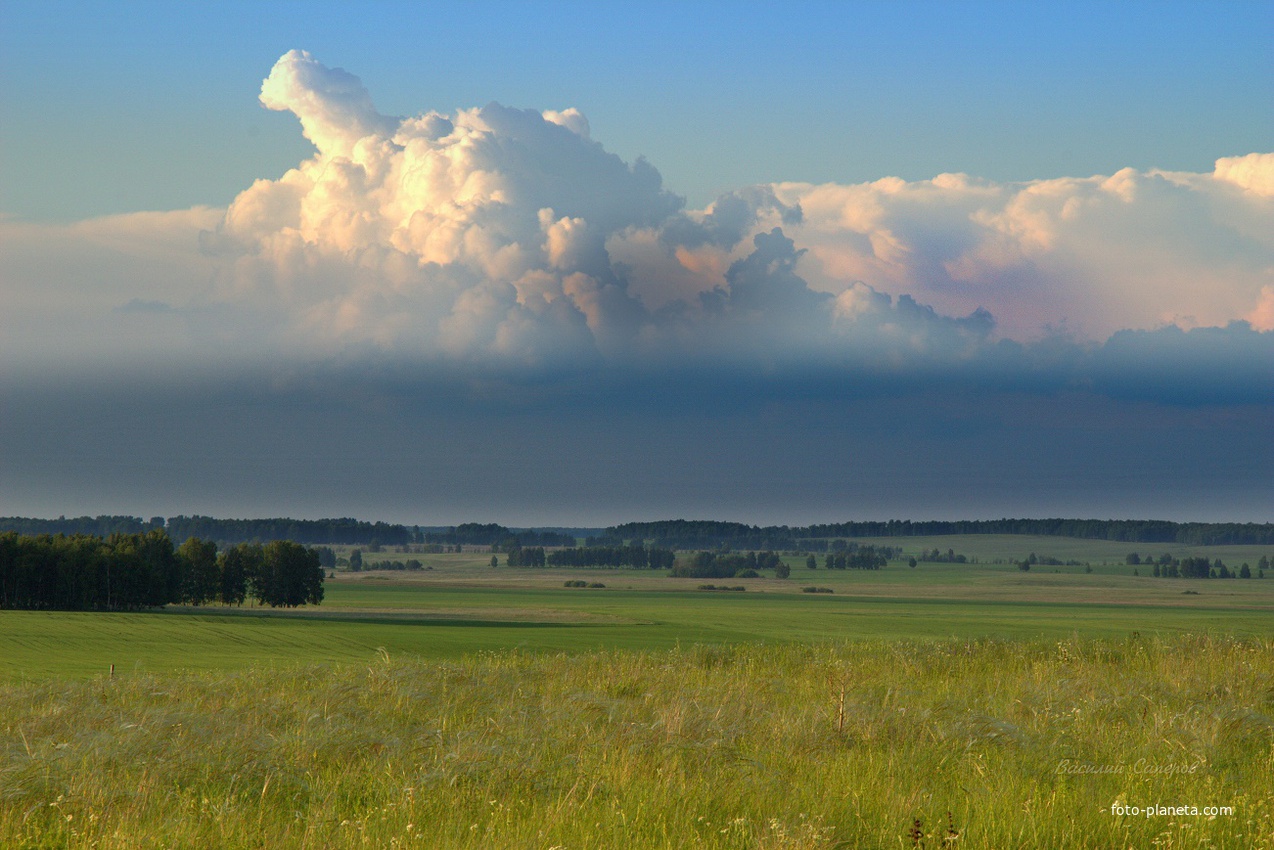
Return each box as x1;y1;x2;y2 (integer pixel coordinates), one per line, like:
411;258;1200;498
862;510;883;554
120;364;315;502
1214;152;1274;197
773;157;1274;339
2;50;1271;402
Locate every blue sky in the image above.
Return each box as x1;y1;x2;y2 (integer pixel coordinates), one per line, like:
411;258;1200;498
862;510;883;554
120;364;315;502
4;1;1270;219
1;2;1271;525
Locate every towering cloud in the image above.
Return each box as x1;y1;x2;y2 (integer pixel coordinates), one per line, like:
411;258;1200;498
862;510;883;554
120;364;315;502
208;51;690;366
2;51;1270;401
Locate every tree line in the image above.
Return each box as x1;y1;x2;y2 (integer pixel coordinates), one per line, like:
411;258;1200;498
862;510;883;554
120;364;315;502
8;514;1272;549
0;531;324;611
608;518;1274;547
165;516;416;546
801;519;1274;545
0;516;163;538
0;515;418;546
0;516;579;549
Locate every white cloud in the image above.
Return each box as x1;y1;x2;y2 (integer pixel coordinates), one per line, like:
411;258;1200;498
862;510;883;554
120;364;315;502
200;51;1024;373
258;49;396;161
3;50;1271;403
774;159;1274;339
1214;152;1274;197
192;51;706;367
541;108;590;139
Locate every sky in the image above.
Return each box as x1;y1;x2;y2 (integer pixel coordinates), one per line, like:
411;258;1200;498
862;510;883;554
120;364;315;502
1;1;1271;526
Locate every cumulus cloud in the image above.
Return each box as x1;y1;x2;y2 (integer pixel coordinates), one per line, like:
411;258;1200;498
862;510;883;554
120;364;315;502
258;49;397;161
2;50;1271;408
200;51;689;367
181;49;1010;378
1214;152;1274;197
774;158;1274;339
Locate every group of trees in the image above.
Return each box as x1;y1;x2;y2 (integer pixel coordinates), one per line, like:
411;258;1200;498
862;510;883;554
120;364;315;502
0;531;324;611
547;545;675;569
505;546;547;567
1012;552;1083;568
670;551;791;579
1129;552;1269;579
342;549;423;572
1146;556;1257;579
916;548;971;564
347;555;424;572
822;548;889;570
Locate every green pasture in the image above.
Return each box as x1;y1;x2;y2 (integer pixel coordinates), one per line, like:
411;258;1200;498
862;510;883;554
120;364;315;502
3;636;1272;849
6;539;1273;678
4;536;1274;848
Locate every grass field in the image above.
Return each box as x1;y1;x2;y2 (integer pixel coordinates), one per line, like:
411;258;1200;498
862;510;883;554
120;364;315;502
2;535;1273;847
4;535;1272;679
3;636;1272;849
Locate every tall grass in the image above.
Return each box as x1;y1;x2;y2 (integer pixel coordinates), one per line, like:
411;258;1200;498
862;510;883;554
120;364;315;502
2;635;1272;848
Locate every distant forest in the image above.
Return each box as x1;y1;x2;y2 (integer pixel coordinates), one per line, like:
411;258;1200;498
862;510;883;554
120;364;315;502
604;519;1274;548
0;517;572;548
1;515;1271;549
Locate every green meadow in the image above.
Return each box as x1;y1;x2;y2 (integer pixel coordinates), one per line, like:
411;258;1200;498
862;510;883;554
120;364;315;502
3;535;1273;847
5;535;1272;680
